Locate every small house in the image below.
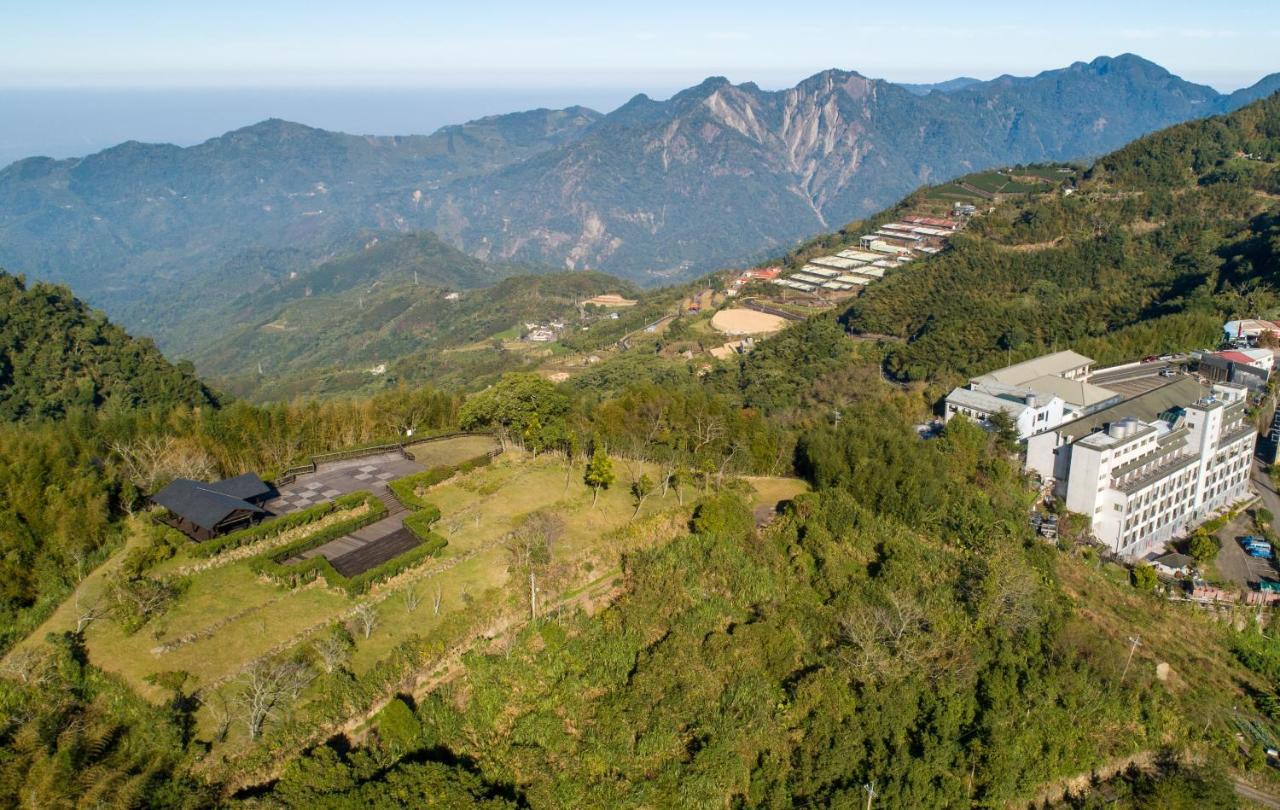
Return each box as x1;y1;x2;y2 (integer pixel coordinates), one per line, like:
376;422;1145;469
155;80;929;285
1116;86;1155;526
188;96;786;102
1151;552;1195;578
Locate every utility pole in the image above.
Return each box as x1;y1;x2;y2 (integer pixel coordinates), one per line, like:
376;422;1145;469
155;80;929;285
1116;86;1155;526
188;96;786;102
863;781;876;810
1121;635;1141;681
529;572;538;621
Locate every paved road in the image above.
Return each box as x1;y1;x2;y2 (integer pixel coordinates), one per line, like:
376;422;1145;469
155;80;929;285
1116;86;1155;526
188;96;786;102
1235;778;1280;809
1253;459;1280;519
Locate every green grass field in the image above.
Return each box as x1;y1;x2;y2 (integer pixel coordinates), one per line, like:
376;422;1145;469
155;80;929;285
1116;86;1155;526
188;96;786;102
406;433;498;466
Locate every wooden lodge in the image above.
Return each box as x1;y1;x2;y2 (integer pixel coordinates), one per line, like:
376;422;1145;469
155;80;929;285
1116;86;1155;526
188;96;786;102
150;472;273;541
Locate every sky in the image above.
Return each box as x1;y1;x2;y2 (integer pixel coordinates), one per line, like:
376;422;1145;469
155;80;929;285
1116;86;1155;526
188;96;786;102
2;0;1278;164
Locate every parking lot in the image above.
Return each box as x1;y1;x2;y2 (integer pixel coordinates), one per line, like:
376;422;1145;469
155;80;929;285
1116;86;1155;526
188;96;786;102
1216;515;1278;587
1091;361;1187;399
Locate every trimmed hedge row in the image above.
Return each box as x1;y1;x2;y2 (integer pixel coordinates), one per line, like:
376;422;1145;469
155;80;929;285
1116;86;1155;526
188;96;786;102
249;494;388;588
253;525;446;596
188;492;372;559
403;507;442;541
387;453;495;510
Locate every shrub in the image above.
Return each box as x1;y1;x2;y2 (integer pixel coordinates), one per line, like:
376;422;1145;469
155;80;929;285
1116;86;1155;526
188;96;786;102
690;492;755;541
373;697;422;754
387;454;493;510
1131;564;1158;591
187;492;371;559
403;508;442;541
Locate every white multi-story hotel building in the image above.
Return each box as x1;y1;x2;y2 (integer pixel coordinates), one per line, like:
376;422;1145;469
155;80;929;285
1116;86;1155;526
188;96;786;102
1026;379;1256;558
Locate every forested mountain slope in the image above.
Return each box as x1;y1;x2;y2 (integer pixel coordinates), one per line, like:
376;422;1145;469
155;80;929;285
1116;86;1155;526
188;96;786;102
0;271;218;421
844;91;1280;383
0;107;600;329
2;55;1277;345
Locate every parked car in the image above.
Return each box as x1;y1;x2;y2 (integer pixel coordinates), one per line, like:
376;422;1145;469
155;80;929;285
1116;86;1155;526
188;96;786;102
1159;367;1176;377
1142;355;1159;363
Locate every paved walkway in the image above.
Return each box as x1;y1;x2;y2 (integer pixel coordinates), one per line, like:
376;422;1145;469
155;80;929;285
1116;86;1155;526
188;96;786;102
270;452;427;576
266;452;423;514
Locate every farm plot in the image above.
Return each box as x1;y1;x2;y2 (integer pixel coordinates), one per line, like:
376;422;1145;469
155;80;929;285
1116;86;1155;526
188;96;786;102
710;307;789;335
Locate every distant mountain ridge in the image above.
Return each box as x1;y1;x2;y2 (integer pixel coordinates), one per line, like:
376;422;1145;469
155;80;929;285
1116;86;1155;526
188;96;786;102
0;54;1276;342
897;77;982;95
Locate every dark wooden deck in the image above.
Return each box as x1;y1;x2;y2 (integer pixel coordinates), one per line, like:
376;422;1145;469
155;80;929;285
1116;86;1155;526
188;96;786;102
328;528;422;578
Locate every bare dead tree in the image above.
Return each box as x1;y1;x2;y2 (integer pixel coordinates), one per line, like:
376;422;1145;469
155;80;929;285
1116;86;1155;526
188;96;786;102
111;435;219;492
837;592;928;681
73;594;104;634
231;657;313;740
207;691;232;743
311;627;352;674
401;586;422;614
692;414;726;455
0;647;51;687
350;603;378;640
433;586;443;616
504;511;565;620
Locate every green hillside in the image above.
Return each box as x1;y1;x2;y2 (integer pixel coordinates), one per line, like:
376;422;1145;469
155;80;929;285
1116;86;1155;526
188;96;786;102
0;271;218;421
183;253;663;399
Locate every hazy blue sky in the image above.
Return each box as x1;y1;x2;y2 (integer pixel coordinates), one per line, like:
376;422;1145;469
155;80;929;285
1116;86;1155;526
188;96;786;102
2;0;1278;165
7;0;1278;90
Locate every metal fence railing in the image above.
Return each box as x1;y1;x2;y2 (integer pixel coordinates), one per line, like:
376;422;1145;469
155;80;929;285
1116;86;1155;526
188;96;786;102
275;432;499;486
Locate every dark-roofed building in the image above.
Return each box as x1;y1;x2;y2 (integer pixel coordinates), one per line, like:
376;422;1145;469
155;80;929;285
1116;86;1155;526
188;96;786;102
151;473;273;540
1152;552;1195;577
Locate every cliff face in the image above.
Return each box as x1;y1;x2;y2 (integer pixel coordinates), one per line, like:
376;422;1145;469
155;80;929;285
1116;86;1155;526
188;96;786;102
416;55;1250;281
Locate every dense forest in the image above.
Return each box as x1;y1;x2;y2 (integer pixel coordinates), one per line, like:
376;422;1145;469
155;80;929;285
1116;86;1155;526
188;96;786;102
0;272;219;421
4;96;1280;808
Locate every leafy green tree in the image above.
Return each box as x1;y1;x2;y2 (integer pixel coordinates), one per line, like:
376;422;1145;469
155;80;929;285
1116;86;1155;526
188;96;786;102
1188;532;1220;566
630;474;654;518
375;697;424;755
458;372;568;450
1132;564;1158;591
986;410;1021;451
583;447;615;507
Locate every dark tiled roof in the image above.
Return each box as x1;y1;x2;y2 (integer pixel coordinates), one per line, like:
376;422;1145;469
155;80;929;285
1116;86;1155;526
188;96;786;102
206;472;271;501
1154;552;1195;569
152;477;265;531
